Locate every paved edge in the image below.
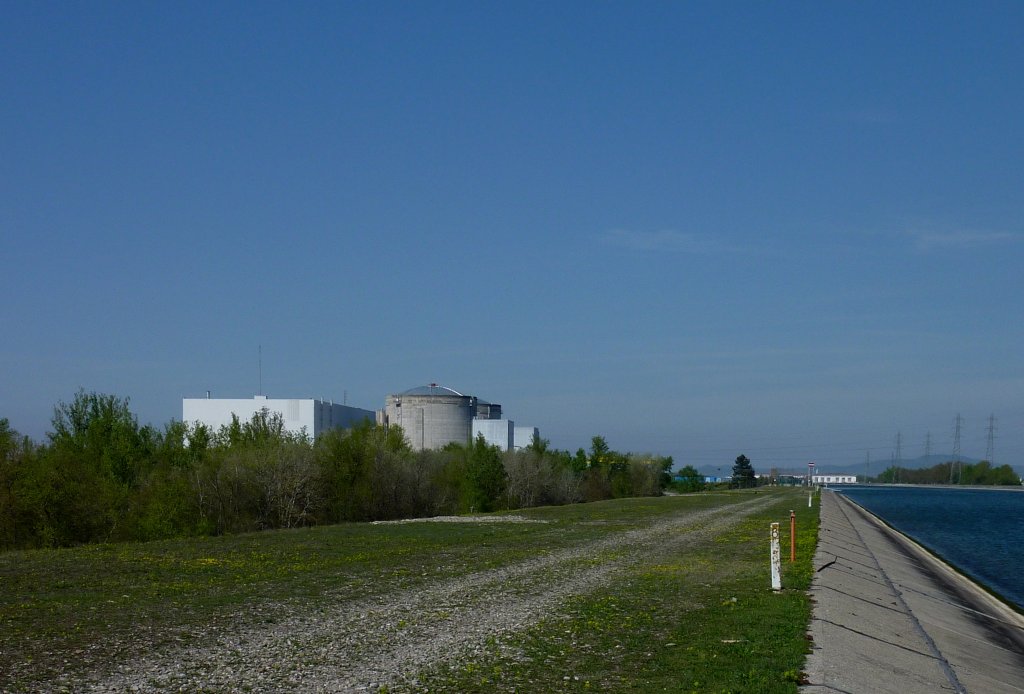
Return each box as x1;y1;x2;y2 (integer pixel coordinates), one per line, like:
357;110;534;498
802;489;1024;694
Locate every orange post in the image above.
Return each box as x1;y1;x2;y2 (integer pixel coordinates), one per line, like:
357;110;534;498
790;510;796;562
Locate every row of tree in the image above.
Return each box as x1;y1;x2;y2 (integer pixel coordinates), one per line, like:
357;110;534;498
871;460;1020;485
0;391;674;550
667;455;760;493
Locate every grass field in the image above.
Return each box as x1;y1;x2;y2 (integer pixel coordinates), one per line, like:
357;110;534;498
0;487;818;692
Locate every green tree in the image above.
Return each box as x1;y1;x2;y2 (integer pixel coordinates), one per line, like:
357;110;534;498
571;448;589;473
315;420;382;522
0;419;33;548
871;460;1021;486
730;454;756;488
988;463;1021;485
216;407;303;448
27;391;155;544
608;452;632;498
526;431;549;456
623;455;662;496
365;423;416;520
0;418;21;460
505;445;553;509
114;420;210;541
580;467;611;502
589;436;610;468
195;409;324;532
49;390;147;487
673;464;706;493
656;455;674;489
960;460;1021;486
465;434;507;512
122;460;203;541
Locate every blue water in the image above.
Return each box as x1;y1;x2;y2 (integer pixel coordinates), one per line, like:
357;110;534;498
836;485;1024;611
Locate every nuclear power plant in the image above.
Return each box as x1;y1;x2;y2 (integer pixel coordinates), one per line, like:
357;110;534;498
380;384;539;452
182;382;539;452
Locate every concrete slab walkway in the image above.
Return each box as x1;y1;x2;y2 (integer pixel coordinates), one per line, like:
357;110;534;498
802;489;1024;693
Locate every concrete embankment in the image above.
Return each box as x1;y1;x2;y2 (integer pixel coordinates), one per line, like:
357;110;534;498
802;489;1024;693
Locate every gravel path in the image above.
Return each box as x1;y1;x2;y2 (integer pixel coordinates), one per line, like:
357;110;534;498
83;495;773;693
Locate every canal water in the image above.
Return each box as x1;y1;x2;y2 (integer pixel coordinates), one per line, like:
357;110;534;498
835;485;1024;611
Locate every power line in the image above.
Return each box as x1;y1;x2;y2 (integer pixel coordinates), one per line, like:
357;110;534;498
669;412;1016;469
894;431;902;484
950;414;963;484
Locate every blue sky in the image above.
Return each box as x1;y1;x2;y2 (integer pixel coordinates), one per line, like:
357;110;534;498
2;2;1021;472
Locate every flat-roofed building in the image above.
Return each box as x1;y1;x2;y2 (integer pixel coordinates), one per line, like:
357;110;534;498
513;426;540;450
472;418;514;451
182;395;374;438
812;474;858;484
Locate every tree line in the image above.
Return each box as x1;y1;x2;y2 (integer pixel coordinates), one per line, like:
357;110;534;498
666;454;759;493
871;460;1020;485
0;391;673;550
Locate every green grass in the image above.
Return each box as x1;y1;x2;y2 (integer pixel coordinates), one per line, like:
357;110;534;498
0;489;818;692
411;490;819;693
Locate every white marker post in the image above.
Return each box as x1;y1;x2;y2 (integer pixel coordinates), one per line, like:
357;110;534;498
808;492;813;508
770;522;782;591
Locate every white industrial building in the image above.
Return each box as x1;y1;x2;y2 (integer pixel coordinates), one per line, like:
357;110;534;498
473;419;514;451
514;426;539;450
382;384;539;452
470;422;540;452
182;395;375;438
812;474;858;485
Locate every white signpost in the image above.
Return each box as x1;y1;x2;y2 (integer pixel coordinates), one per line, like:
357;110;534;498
770;522;782;591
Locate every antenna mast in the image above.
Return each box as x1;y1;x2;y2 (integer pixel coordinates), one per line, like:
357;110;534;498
259;345;263;396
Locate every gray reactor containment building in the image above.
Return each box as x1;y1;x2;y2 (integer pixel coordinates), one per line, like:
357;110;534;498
381;383;538;452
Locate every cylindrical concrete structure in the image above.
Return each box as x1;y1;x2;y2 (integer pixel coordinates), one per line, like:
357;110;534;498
384;384;477;451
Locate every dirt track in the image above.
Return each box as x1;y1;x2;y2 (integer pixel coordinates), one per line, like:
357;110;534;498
83;495;774;693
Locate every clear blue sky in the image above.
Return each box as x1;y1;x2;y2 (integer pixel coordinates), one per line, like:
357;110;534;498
3;2;1022;472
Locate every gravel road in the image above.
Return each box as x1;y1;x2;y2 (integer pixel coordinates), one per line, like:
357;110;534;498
78;495;773;693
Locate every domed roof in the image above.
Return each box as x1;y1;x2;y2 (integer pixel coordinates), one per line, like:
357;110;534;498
400;383;466;397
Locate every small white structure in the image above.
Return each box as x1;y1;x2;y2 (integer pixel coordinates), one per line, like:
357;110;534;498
812;474;858;485
183;395;375;438
472;419;514;451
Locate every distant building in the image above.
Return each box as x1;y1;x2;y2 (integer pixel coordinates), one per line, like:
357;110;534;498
182;395;374;438
812;474;858;485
